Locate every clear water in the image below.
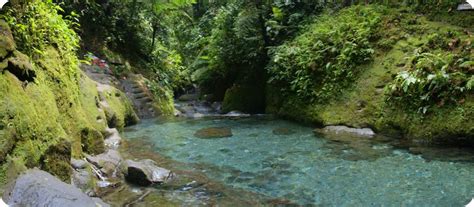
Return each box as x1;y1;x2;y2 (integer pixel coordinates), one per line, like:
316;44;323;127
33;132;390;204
124;117;474;206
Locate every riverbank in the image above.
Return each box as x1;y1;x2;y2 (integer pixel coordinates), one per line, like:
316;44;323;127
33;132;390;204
265;7;473;143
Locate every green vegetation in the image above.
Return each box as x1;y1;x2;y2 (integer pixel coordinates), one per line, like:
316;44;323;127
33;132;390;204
267;5;382;102
0;0;473;191
387;33;473;113
0;0;137;185
267;6;473;141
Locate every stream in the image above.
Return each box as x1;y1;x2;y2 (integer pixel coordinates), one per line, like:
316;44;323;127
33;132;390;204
123;116;474;206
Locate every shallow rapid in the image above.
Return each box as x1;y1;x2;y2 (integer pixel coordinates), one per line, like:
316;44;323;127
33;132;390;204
124;116;474;206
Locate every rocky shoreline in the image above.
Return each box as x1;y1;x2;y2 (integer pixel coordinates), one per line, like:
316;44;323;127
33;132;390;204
2;123;176;206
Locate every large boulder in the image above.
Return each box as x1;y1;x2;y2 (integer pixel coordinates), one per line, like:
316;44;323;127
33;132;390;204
124;159;175;186
194;127;233;139
2;169;109;207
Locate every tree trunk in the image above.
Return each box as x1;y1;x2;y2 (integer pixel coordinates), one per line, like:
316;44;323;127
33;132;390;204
151;23;158;54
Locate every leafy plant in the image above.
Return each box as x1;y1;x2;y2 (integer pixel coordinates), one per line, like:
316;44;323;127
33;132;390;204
267;5;383;103
387;51;473;113
4;0;80;75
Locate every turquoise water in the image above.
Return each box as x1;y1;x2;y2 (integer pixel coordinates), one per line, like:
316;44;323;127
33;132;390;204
124;117;474;206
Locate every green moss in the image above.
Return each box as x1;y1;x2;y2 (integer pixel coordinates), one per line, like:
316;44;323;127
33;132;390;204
141;77;175;117
0;129;15;163
80;128;105;155
0;20;15;60
101;86;139;130
223;84;265;113
0;9;138;186
269;8;474;142
151;89;175;117
0;164;7;190
40;140;72;182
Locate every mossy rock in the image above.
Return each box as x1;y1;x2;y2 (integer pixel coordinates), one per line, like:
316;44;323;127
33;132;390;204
101;88;139;130
5;51;36;82
194;127;233;139
223;84;265;114
0;130;15;163
81;128;105;155
0;20;15;60
40;140;72;182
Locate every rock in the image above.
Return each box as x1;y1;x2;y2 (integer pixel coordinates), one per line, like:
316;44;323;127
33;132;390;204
272;127;296;135
71;158;88;169
86;149;122;177
315;125;375;137
124;159;175;186
0;130;15;163
194;127;233;139
211;102;222;112
40;140;72;182
174;109;182;117
178;94;198;101
191;112;205;118
225;111;250;117
0;20;16;60
81;127;106;155
2;169;109;207
104;128;121;149
72;168;94;194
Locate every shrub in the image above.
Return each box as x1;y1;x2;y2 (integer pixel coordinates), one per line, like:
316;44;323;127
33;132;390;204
4;0;80;74
387;51;473;113
267;5;383;102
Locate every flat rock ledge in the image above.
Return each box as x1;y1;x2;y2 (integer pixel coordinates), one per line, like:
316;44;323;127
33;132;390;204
2;169;109;207
314;125;376;138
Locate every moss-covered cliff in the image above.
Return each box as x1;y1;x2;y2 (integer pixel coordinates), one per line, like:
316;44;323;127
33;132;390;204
0;4;137;187
267;6;473;143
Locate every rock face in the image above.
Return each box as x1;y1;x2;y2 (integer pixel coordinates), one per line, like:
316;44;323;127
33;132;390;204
315;125;375;137
124;159;175;186
2;169;109;207
194;127;233;139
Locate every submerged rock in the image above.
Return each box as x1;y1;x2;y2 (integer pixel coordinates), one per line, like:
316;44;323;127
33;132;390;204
194;127;233;139
3;169;109;207
124;159;175;186
272;127;296;135
315;125;375;137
